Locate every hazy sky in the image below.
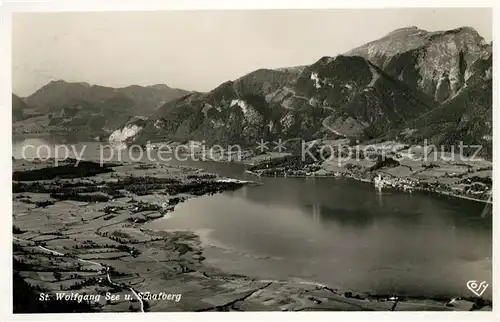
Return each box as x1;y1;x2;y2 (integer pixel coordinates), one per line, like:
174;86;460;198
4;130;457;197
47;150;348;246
12;8;492;97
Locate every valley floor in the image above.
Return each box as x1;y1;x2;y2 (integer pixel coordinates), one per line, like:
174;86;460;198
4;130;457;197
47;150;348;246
12;159;491;312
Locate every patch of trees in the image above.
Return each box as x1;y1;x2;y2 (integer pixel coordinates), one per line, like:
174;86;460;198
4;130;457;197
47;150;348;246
67;277;99;290
13;225;24;234
130;201;163;213
369;155;400;171
187;173;216;180
12;161;113;181
105;176;179;196
50;191;110;203
460;176;492;187
248;155;316;172
165;181;243;196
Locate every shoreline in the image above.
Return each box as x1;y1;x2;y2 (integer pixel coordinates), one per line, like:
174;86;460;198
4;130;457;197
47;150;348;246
12;159;492;312
14;138;492;206
186;156;493;205
238;147;492;205
245;171;493;205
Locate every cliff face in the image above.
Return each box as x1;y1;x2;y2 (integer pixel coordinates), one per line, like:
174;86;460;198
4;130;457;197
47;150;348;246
402;51;493;156
346;26;491;102
108;116;149;143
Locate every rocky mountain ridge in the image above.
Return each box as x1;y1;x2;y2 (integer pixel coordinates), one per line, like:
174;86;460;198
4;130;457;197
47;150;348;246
346;26;491;102
13;26;492;155
131;26;491;156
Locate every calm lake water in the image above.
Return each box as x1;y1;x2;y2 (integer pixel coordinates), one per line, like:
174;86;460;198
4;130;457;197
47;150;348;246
13;136;493;299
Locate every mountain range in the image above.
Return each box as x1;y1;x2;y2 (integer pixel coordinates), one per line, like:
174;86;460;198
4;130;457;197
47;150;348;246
133;26;492;155
12;26;492;155
12;82;190;139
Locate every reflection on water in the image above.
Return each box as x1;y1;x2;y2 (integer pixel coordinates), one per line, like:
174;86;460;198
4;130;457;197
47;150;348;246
148;174;492;299
12;136;492;299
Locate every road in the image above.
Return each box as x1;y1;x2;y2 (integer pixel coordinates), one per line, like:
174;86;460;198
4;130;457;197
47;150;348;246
279;86;344;137
13;236;145;312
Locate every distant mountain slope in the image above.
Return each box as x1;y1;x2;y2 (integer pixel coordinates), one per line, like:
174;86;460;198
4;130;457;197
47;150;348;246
46;96;136;134
13;80;190;139
25;80;190;115
12;94;29;122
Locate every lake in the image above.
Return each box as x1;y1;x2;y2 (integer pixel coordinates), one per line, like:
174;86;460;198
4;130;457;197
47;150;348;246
13;136;492;299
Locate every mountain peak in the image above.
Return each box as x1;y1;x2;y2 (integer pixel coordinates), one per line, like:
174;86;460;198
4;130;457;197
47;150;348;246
48;79;67;85
147;84;172;90
47;80;90;87
385;26;428;36
426;26;483;41
345;25;490;102
447;26;480;37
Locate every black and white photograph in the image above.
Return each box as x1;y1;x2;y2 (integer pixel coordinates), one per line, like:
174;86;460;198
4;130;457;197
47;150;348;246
5;1;496;317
